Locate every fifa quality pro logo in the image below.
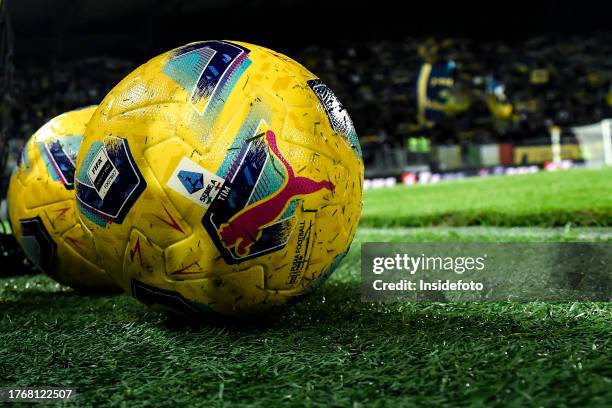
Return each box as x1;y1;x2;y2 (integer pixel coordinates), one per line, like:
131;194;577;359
75;137;146;226
201;130;334;264
87;147;119;200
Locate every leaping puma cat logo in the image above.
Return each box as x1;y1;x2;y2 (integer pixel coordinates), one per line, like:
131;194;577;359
218;130;334;256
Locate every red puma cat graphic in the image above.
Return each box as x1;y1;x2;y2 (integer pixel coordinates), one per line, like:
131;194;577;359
218;130;334;256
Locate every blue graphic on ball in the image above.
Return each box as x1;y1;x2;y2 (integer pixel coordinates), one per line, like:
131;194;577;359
178;170;204;194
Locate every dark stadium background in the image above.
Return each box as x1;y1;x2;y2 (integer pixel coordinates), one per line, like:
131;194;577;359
9;0;612;52
4;0;612;181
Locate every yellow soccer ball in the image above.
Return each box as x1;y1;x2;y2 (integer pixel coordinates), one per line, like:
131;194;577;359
75;41;363;315
8;107;120;293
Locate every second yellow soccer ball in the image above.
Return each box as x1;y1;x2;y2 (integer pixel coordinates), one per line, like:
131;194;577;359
8;107;119;293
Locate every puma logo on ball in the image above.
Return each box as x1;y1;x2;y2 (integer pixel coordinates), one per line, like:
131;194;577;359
218;130;334;256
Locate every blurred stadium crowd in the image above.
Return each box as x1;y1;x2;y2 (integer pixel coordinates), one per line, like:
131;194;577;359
6;33;612;166
8;58;133;139
304;34;612;145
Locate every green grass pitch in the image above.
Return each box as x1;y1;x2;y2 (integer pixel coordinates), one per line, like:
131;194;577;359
363;167;612;227
1;168;611;407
